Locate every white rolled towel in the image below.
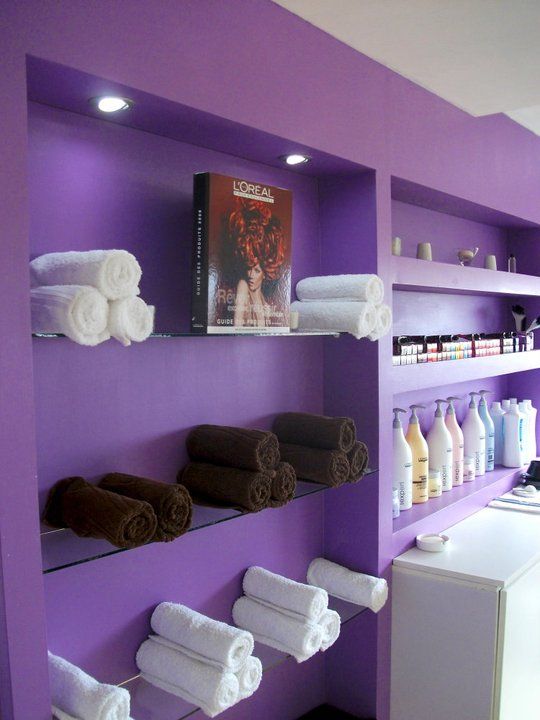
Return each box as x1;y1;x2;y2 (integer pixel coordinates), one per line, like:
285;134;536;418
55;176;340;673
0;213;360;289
136;639;239;718
235;656;263;700
290;300;376;339
52;707;78;720
243;566;328;623
30;250;142;300
368;303;392;341
150;602;254;673
296;274;384;305
31;285;110;346
48;652;131;720
307;558;388;613
108;297;155;346
319;609;341;651
232;596;323;663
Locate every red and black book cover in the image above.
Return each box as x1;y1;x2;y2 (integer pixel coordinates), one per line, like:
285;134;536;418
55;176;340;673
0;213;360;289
191;172;292;333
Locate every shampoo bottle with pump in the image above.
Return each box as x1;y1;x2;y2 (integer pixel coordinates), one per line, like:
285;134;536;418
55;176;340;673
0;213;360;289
445;396;464;486
478;390;495;471
491;401;506;466
518;401;531;463
503;402;524;467
405;405;429;504
427;400;454;492
393;408;413;511
462;392;486;476
523;399;537;459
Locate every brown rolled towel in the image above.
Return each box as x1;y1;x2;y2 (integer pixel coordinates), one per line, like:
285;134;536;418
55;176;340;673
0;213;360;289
186;425;279;472
42;477;158;549
347;441;369;482
279;443;350;487
272;412;356;453
268;462;297;508
98;472;192;542
179;462;271;512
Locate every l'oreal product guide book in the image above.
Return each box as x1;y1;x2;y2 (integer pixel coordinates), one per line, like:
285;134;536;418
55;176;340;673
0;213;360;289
191;172;292;333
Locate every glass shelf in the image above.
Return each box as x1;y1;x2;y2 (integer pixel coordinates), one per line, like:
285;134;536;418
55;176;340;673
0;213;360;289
124;596;368;720
41;472;375;574
32;330;340;339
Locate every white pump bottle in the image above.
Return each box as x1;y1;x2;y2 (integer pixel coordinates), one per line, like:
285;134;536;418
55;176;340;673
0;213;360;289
445;396;464;486
462;392;486;477
478;390;495;472
392;408;413;511
491;401;505;466
503;402;524;468
523;399;537;459
427;400;454;492
405;405;429;504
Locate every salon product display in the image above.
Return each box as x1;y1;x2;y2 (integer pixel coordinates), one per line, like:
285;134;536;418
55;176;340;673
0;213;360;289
392;391;537;518
427;400;453;493
138;602;262;716
42;477;158;549
392;408;413;511
30;249;154;346
307;557;388;613
405;405;428;506
48;651;131;720
191;172;292;334
393;331;533;366
445;397;464;486
98;473;192;542
233;566;339;662
292;273;391;340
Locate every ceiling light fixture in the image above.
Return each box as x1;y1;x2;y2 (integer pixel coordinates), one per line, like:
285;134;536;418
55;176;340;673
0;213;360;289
91;96;133;113
280;153;311;166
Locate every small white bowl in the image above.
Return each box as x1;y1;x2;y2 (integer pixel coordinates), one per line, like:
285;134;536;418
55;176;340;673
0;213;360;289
416;533;450;552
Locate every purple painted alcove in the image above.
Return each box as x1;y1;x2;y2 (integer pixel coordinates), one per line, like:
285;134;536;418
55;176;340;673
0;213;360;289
3;2;540;720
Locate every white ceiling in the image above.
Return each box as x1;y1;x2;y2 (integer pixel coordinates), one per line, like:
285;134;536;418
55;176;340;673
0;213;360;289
274;0;540;134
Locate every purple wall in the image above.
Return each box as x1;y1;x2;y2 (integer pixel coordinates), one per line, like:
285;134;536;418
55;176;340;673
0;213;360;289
2;2;540;719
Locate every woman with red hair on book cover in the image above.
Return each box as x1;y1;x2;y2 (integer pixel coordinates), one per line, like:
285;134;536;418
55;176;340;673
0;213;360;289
226;198;288;328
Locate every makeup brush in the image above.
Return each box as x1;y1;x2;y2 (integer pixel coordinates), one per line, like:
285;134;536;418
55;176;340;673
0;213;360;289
512;304;527;332
526;316;540;333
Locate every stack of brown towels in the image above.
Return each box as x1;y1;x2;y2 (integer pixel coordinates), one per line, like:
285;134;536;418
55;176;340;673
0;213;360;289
42;473;193;549
273;412;369;487
179;425;297;512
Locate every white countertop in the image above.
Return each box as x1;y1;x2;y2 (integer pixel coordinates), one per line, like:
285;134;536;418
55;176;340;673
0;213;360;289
393;506;540;587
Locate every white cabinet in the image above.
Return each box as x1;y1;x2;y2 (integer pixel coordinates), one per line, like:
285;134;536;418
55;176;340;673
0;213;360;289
390;508;540;720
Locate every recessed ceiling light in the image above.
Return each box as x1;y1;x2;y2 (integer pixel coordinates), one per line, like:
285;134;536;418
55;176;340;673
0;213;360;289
280;153;311;166
91;96;133;113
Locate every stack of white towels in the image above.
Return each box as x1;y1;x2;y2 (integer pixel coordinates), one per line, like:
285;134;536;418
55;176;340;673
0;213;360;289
232;566;341;663
30;250;154;346
292;273;392;340
136;602;262;717
307;558;388;613
49;651;132;720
